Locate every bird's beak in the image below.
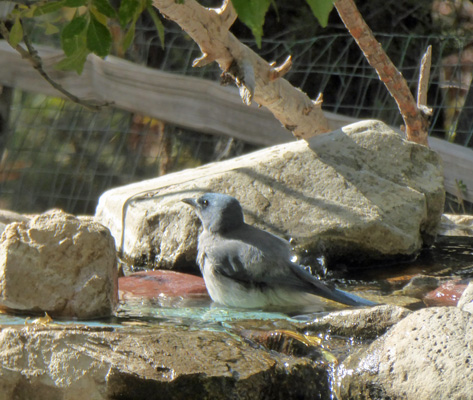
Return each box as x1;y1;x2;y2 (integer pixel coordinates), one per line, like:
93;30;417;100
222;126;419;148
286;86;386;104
181;198;197;208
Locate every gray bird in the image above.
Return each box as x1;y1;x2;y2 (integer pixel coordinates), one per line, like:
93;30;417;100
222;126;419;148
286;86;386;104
182;193;375;309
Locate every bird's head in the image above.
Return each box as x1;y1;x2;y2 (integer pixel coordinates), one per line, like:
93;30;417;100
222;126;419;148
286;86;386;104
182;193;245;233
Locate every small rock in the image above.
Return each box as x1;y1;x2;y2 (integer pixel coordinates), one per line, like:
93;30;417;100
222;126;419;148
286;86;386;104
335;307;473;400
118;270;208;300
394;275;445;298
423;279;468;307
458;281;473;314
0;209;29;235
304;304;411;339
0;209;118;319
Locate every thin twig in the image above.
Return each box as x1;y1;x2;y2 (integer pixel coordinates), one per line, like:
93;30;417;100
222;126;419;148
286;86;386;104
417;45;433;116
0;20;112;111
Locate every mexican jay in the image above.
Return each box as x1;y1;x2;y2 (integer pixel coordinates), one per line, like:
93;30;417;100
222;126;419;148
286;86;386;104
182;192;375;309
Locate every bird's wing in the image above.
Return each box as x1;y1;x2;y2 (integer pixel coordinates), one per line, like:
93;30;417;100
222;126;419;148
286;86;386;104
205;236;303;289
287;262;376;306
203;226;376;307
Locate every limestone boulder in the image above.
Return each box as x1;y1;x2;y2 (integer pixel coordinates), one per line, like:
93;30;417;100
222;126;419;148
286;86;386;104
0;324;329;400
336;307;473;400
0;209;118;319
95;120;445;269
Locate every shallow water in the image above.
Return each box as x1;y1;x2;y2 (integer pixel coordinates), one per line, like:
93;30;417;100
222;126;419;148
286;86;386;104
1;234;471;399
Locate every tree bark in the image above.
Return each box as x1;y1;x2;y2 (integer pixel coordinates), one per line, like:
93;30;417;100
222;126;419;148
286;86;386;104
152;0;330;141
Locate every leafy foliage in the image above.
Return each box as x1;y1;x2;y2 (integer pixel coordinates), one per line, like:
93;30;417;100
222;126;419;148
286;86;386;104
3;0;334;68
4;0;164;74
232;0;334;47
305;0;334;27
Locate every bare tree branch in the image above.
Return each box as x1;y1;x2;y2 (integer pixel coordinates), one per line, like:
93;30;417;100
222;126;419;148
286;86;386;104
0;21;112;112
334;0;430;145
153;0;330;141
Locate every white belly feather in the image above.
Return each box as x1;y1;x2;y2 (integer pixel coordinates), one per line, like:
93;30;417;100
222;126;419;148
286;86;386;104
201;259;326;309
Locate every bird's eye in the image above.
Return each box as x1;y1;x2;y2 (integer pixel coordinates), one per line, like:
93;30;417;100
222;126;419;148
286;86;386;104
202;199;209;207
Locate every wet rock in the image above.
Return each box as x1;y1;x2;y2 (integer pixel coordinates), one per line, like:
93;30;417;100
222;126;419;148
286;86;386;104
423;279;468;307
439;213;473;236
118;270;209;300
304;304;411;339
458;281;473;314
238;328;323;358
336;307;473;400
0;324;330;400
394;274;446;298
0;209;118;319
96;120;444;269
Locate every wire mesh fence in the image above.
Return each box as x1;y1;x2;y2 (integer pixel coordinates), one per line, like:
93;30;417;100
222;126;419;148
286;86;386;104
1;3;473;215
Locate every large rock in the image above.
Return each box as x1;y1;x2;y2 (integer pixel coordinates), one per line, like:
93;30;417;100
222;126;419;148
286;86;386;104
0;210;118;319
95;120;445;269
336;307;473;400
0;324;329;400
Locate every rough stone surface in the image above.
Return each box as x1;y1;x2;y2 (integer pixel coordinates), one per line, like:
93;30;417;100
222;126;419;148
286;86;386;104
305;304;411;339
0;324;329;400
95;120;445;269
0;209;118;319
336;307;473;400
0;209;29;236
458;281;473;314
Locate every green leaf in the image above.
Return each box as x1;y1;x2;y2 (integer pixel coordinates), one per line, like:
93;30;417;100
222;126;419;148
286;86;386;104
147;5;164;48
231;0;271;48
22;5;37;19
8;17;23;48
45;22;60;35
305;0;334;27
118;0;141;27
87;13;112;57
61;14;88;57
122;21;136;52
64;0;87;6
55;47;90;74
92;0;117;18
34;1;66;16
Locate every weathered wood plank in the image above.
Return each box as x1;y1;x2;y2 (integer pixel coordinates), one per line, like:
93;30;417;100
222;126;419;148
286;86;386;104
430;137;473;204
0;40;293;145
0;40;472;203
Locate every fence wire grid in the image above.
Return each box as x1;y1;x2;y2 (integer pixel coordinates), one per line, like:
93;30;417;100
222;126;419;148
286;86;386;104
1;3;473;215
